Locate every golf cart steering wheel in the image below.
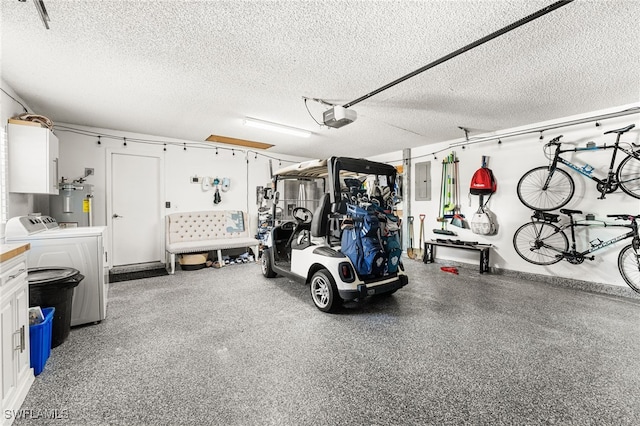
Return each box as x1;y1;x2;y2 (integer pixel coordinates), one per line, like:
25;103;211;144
292;207;313;224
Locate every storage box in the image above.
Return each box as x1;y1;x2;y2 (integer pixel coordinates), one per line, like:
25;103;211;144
29;307;55;376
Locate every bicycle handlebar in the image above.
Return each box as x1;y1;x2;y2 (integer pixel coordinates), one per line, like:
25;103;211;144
545;135;563;145
607;214;639;221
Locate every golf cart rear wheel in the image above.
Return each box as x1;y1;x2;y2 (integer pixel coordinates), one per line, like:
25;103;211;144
310;269;341;313
261;248;277;278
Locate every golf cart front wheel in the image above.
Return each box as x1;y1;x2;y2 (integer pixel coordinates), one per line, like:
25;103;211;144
261;248;277;278
310;269;341;313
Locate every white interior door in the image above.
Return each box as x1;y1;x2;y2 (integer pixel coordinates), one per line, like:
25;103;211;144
109;152;163;266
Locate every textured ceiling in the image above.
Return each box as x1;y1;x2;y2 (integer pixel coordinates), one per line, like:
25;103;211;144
1;0;639;159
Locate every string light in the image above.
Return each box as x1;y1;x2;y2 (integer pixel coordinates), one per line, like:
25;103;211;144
54;125;299;166
498;139;502;144
539;131;544;140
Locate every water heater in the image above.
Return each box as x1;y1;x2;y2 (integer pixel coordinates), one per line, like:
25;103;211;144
49;183;94;227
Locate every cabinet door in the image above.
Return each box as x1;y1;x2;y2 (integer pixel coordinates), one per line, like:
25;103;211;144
0;296;16;409
14;283;30;381
8;124;59;194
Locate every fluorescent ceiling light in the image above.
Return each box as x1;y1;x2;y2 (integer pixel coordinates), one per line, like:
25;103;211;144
243;117;311;138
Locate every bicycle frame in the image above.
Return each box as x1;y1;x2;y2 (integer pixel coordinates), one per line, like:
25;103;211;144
543;139;637;189
538;217;635;260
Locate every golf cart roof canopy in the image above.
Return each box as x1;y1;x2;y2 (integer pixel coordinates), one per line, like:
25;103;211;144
274;157;397;180
273;159;329;178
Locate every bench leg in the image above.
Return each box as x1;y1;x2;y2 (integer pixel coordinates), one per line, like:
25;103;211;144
254;245;259;262
480;248;490;274
423;244;435;264
169;253;176;275
217;249;224;267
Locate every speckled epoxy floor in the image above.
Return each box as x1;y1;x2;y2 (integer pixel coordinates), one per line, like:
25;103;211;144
14;259;640;425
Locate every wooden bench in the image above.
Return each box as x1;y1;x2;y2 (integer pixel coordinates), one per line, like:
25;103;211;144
422;239;492;274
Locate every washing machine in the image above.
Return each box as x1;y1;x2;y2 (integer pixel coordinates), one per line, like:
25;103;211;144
5;215;108;326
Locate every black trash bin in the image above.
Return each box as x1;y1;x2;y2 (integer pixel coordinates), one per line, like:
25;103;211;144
27;268;84;348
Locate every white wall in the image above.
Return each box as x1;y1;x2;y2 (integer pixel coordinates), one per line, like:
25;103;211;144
53;124;309;236
371;103;640;289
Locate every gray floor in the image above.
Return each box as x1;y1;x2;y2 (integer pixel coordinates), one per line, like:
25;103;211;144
16;258;640;425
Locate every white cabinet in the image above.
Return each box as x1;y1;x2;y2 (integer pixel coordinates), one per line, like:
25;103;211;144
0;246;34;426
7;123;59;194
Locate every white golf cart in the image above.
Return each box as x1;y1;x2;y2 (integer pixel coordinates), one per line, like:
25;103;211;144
261;157;409;312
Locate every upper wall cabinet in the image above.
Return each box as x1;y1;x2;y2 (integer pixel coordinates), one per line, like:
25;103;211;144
8;122;59;195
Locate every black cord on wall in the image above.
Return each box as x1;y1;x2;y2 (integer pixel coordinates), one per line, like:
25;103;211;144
0;87;29;113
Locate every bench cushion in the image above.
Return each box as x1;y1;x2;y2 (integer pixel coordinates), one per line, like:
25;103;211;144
167;237;261;254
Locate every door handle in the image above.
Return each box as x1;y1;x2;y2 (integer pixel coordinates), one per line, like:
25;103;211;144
8;268;26;280
53;158;59;189
113;214;124;219
14;326;25;352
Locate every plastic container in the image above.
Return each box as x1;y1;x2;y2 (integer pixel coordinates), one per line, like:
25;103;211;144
29;307;55;376
28;268;83;348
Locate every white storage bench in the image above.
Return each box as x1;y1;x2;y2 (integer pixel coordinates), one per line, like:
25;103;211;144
165;210;260;274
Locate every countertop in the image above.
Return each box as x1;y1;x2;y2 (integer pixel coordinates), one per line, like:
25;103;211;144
0;243;30;263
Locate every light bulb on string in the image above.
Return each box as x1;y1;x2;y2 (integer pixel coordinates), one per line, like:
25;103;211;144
123;137;127;147
163;144;167;152
183;143;186;151
97;136;101;145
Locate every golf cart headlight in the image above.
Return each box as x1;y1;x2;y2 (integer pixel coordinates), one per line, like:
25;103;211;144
338;262;355;283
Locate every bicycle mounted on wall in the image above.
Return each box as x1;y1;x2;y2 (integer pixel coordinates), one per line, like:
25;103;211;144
516;124;639;211
512;209;640;293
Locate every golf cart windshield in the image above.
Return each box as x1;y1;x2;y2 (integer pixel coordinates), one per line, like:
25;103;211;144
271;157;399;223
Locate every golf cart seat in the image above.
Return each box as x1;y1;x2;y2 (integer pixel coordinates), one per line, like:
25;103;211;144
311;193;344;247
311;193;330;238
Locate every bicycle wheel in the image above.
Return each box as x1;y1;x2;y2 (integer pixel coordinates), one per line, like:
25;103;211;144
513;221;568;265
617;153;640;199
618;244;640;294
517;166;574;211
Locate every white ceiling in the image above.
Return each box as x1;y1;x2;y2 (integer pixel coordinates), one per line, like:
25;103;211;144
1;0;639;159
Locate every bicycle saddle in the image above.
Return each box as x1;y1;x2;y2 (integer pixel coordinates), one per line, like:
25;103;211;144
604;124;635;135
560;208;582;215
